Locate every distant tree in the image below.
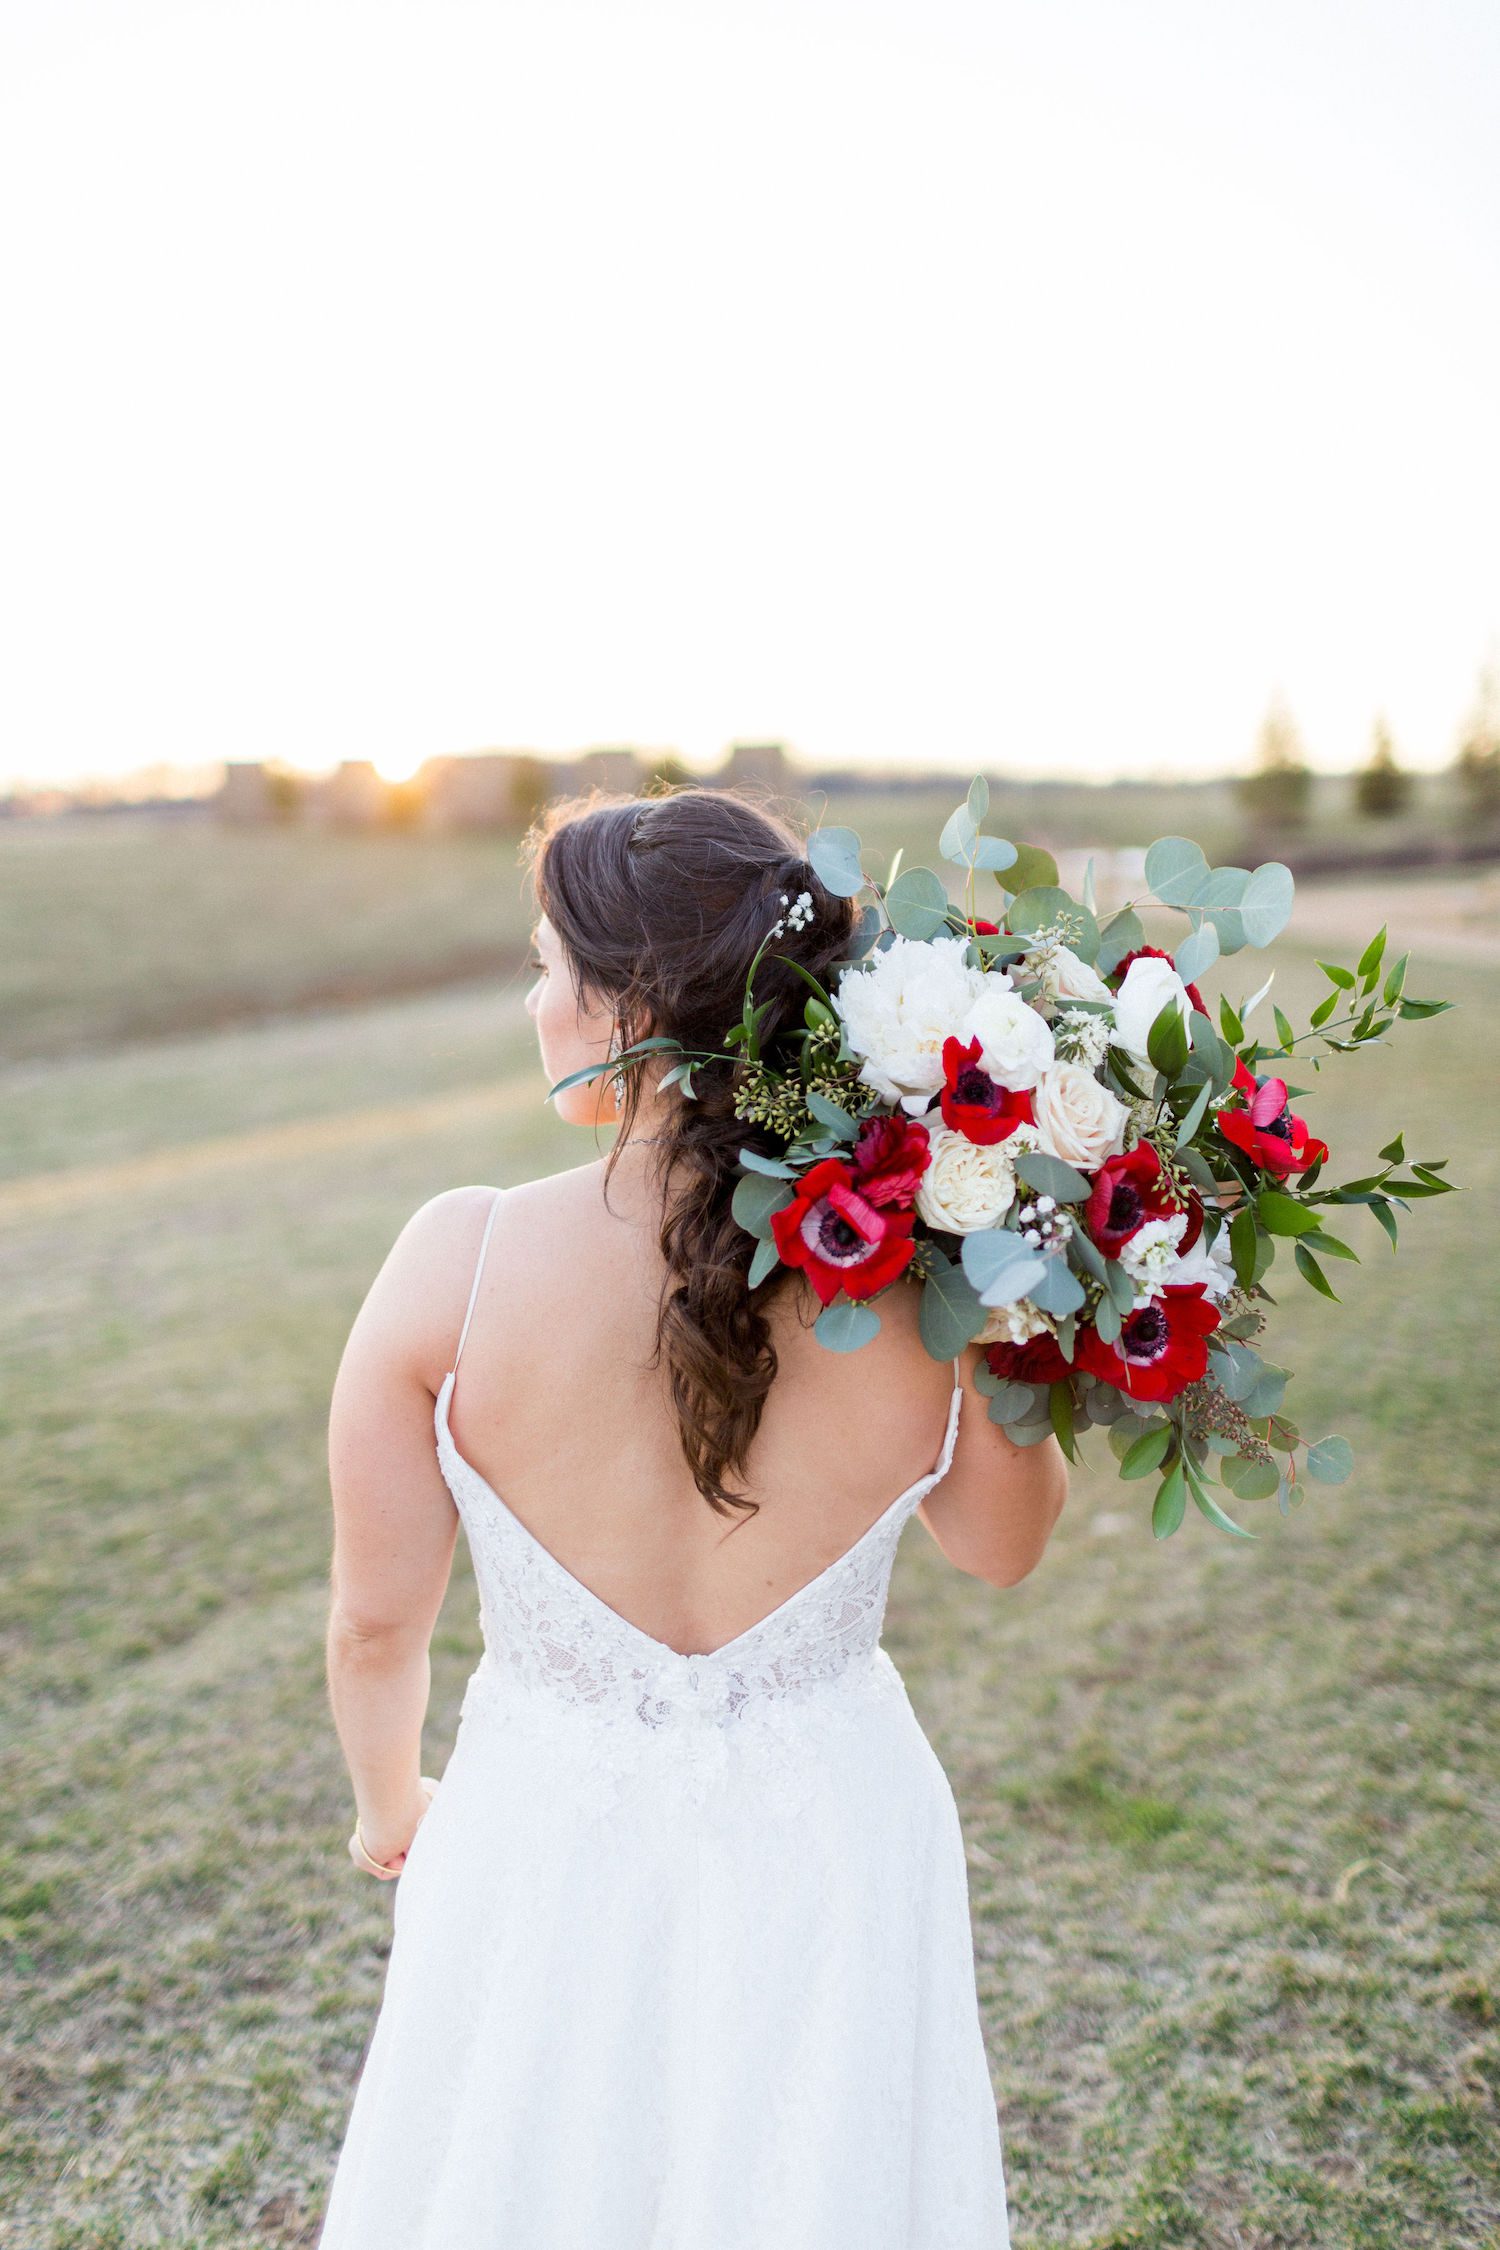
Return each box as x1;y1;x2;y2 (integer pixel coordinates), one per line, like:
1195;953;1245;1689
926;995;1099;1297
509;755;554;829
1453;661;1500;824
645;751;695;792
264;763;306;822
1353;717;1412;819
1236;695;1314;829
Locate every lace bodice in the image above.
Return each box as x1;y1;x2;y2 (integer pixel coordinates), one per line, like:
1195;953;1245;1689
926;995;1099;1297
435;1365;961;1731
431;1187;963;1738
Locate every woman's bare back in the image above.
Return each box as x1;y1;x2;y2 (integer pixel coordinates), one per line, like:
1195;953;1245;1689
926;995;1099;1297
436;1161;964;1661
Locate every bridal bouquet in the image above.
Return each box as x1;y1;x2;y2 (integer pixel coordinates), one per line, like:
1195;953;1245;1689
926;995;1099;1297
580;783;1456;1537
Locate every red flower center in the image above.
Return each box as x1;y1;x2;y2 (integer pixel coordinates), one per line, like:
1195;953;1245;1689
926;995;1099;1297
954;1062;997;1106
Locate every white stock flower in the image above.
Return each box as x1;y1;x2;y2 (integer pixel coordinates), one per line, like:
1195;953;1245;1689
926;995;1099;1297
832;934;990;1116
1031;1061;1130;1171
1162;1224;1236;1302
1052;1007;1112;1070
1112;955;1193;1065
915;1120;1037;1233
1119;1213;1190;1296
977;1296;1057;1348
960;981;1055;1091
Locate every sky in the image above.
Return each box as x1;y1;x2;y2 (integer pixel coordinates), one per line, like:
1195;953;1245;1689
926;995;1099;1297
2;0;1497;791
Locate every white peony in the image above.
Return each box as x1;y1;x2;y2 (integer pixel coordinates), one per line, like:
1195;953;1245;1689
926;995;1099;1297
960;981;1055;1091
1031;1061;1130;1171
1162;1224;1236;1302
1112;955;1193;1065
915;1120;1038;1233
832;934;990;1116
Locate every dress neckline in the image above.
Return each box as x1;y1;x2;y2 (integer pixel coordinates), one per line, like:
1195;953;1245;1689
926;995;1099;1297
433;1370;963;1669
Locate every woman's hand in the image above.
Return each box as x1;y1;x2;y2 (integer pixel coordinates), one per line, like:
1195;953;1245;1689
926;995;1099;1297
348;1774;439;1879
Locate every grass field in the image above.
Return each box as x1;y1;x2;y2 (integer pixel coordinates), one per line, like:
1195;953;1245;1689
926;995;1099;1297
2;814;1497;2247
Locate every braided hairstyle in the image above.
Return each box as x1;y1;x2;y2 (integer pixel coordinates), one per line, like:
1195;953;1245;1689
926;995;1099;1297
522;784;858;1519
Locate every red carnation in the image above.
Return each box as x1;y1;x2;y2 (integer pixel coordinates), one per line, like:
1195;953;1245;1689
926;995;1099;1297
1111;943;1208;1017
850;1114;932;1210
1084;1142;1201;1257
770;1157;917;1306
939;1035;1037;1146
983;1332;1072;1385
1215;1058;1329;1178
1076;1283;1221;1402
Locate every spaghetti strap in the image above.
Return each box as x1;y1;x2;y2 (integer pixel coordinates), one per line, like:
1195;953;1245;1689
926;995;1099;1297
452;1187;504;1378
951;1354;962;1393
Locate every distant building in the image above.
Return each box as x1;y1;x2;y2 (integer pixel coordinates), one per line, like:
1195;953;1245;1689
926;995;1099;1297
217;760;280;824
304;761;390;830
721;740;793;793
421;752;529;832
567;747;648;796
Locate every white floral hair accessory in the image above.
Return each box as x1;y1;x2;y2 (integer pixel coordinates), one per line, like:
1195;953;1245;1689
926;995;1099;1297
767;888;815;939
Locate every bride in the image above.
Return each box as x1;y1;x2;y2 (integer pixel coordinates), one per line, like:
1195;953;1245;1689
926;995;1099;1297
316;785;1068;2248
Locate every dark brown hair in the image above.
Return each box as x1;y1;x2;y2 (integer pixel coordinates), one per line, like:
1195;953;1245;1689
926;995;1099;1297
522;784;858;1521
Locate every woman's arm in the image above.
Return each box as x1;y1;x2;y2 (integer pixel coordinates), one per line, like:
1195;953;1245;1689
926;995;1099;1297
325;1191;488;1864
914;1342;1069;1588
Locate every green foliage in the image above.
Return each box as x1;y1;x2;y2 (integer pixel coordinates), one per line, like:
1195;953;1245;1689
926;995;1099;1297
1353;719;1413;819
1236;694;1315;829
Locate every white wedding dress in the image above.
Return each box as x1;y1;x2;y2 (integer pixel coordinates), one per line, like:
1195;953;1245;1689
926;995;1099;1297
317;1187;1011;2248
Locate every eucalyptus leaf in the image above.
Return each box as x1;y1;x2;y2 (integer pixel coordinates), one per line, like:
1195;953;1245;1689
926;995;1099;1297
730;1172;795;1241
1096;906;1145;975
747;1237;781;1289
1240;861;1296;947
1305;1434;1354;1484
972;834;1020;872
1014;1151;1094;1204
987;1380;1043;1426
1220;1453;1281;1501
807;826;867;898
1175;918;1221;986
886;865;950;940
814;1299;881;1352
1145;836;1209;906
919;1258;989;1356
939;805;979;865
960;1229;1049;1306
1030;1258;1086;1317
999;841;1057;891
806;1089;861;1141
737;1148;798;1179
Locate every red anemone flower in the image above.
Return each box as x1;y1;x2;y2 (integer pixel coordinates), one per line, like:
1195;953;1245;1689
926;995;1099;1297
971;917;1001;935
983;1332;1072;1385
850;1114;932;1210
1111;943;1209;1017
1084;1142;1202;1257
770;1157;917;1306
1076;1283;1222;1402
1216;1058;1329;1177
939;1035;1037;1146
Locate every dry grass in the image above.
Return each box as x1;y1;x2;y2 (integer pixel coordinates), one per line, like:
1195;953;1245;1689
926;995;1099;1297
1;872;1495;2245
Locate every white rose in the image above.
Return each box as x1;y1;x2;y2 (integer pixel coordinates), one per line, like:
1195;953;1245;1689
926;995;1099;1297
960;981;1055;1091
1031;1062;1129;1172
914;1121;1026;1233
833;934;990;1116
977;1296;1056;1348
1112;955;1193;1065
1045;944;1114;1009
